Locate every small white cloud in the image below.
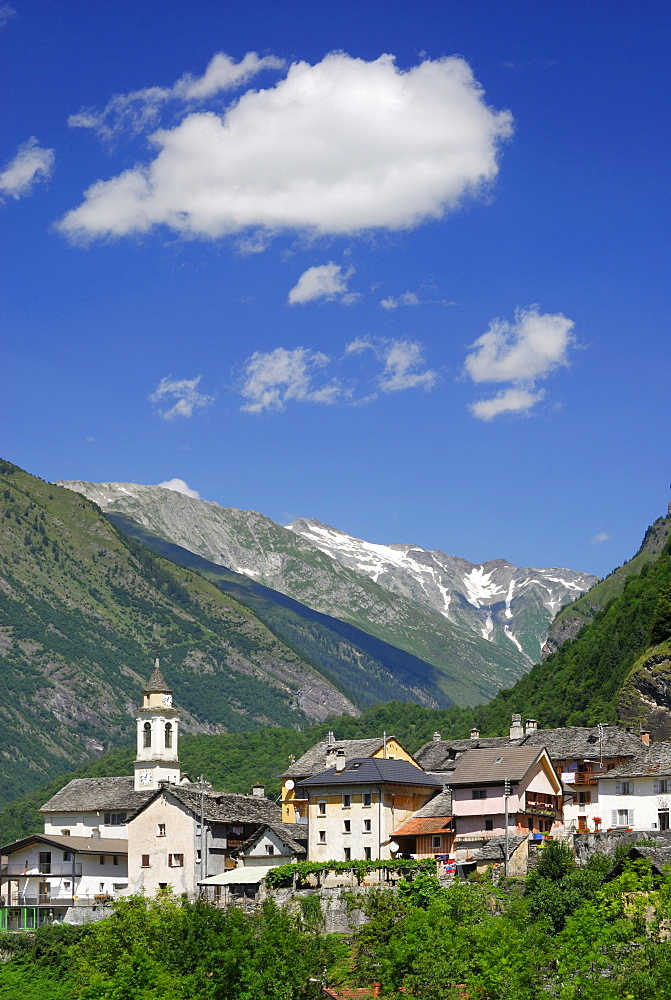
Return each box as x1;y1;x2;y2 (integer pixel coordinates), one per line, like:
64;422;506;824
468;387;545;421
464;306;575;384
0;137;54;201
0;4;16;27
239;347;342;413
378;340;437;393
156;478;200;499
85;435;95;443
464;306;576;420
380;291;422;309
344;337;375;355
149;375;214;420
68;51;285;143
288;263;354;305
590;532;611;545
58;51;513;243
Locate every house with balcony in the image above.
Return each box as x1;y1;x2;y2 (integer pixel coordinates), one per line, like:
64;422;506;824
446;745;563;860
598;743;671;832
297;757;442;863
0;832;128;931
280;734;418;824
392;788;454;860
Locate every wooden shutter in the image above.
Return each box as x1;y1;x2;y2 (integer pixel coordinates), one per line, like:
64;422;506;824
615;782;621;795
628;809;634;826
611;810;617;827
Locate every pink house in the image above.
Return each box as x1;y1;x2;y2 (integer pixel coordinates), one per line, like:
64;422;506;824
447;746;563;860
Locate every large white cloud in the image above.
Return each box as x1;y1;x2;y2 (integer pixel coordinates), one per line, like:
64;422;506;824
58;52;513;243
148;375;214;420
288;263;354;304
0;137;54;201
156;478;201;499
239;347;343;413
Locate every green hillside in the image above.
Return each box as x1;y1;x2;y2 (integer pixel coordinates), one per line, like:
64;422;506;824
0;459;363;803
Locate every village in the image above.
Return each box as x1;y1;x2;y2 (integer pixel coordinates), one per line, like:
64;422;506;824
1;660;669;932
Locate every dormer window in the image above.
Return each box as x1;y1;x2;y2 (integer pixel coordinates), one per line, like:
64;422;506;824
143;722;152;748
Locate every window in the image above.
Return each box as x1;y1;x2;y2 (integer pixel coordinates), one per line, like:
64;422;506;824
113;856;119;866
168;854;184;867
104;812;127;826
485;819;493;831
99;882;105;893
364;847;372;861
577;791;591;805
143;722;152;748
343;820;351;833
432;836;442;849
344;848;351;861
363;818;372;833
472;789;487;799
363;793;372;807
613;809;634;827
655;779;669;794
141;854;150;868
659;811;670;831
165;723;173;748
64;881;71;890
266;844;275;855
99;855;105;865
318;801;326;816
63;851;72;862
318;830;327;844
342;794;351;808
157;824;166;837
38;852;51;873
196;850;201;864
618;781;632;796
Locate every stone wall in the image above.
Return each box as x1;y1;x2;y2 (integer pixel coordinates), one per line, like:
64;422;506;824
573;828;671;865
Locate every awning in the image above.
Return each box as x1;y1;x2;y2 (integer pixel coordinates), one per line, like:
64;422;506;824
197;865;281;886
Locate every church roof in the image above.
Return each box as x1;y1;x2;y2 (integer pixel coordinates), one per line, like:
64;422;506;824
143;658;171;693
40;776;154;814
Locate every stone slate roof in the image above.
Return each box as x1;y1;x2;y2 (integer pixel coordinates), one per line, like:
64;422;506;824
392;789;453;837
412;788;453;817
0;832;128;856
447;747;545;786
158;785;282;826
601;742;671;778
281;738;386;778
235;822;307;856
415;726;644;772
40;776;154;814
144;658;171;692
415;737;514;772
473;834;528;864
298;757;442;789
522;726;645;759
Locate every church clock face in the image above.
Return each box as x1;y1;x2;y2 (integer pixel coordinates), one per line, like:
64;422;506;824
162;694;172;707
140;769;153;786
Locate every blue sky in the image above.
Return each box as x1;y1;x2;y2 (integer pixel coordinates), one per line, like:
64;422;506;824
2;0;669;578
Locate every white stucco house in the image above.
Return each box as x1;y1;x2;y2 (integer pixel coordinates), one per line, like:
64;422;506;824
598;743;671;832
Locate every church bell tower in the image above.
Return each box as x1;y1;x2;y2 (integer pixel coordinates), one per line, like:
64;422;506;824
134;658;181;791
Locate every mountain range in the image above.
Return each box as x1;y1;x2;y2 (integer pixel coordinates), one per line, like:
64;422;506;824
58;480;597;704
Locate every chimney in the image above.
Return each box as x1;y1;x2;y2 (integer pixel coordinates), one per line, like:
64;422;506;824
433;731;442;742
91;828;101;840
509;713;524;740
252;784;265;797
327;730;335;746
335;749;346;772
641;731;651;746
470;727;480;740
525;719;538;735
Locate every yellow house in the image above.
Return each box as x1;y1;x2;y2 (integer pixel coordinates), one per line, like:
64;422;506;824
279;732;419;824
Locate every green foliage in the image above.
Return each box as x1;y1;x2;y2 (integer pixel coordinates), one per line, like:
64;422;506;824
265;857;437;888
396;871;445;908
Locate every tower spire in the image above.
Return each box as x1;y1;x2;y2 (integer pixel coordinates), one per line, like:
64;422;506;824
144;657;171;694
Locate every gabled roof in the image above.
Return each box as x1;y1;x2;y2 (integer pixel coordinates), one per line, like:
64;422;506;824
601;743;671;778
604;844;671;881
281;738;387;778
40;776;154;814
235;822;307;856
144;658;171;693
0;833;128;856
446;746;549;786
298;757;442;789
128;783;282;826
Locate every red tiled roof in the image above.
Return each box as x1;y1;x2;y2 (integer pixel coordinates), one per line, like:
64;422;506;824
393;815;452;837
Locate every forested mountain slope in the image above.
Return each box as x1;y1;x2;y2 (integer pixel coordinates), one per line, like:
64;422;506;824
0;460;365;803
